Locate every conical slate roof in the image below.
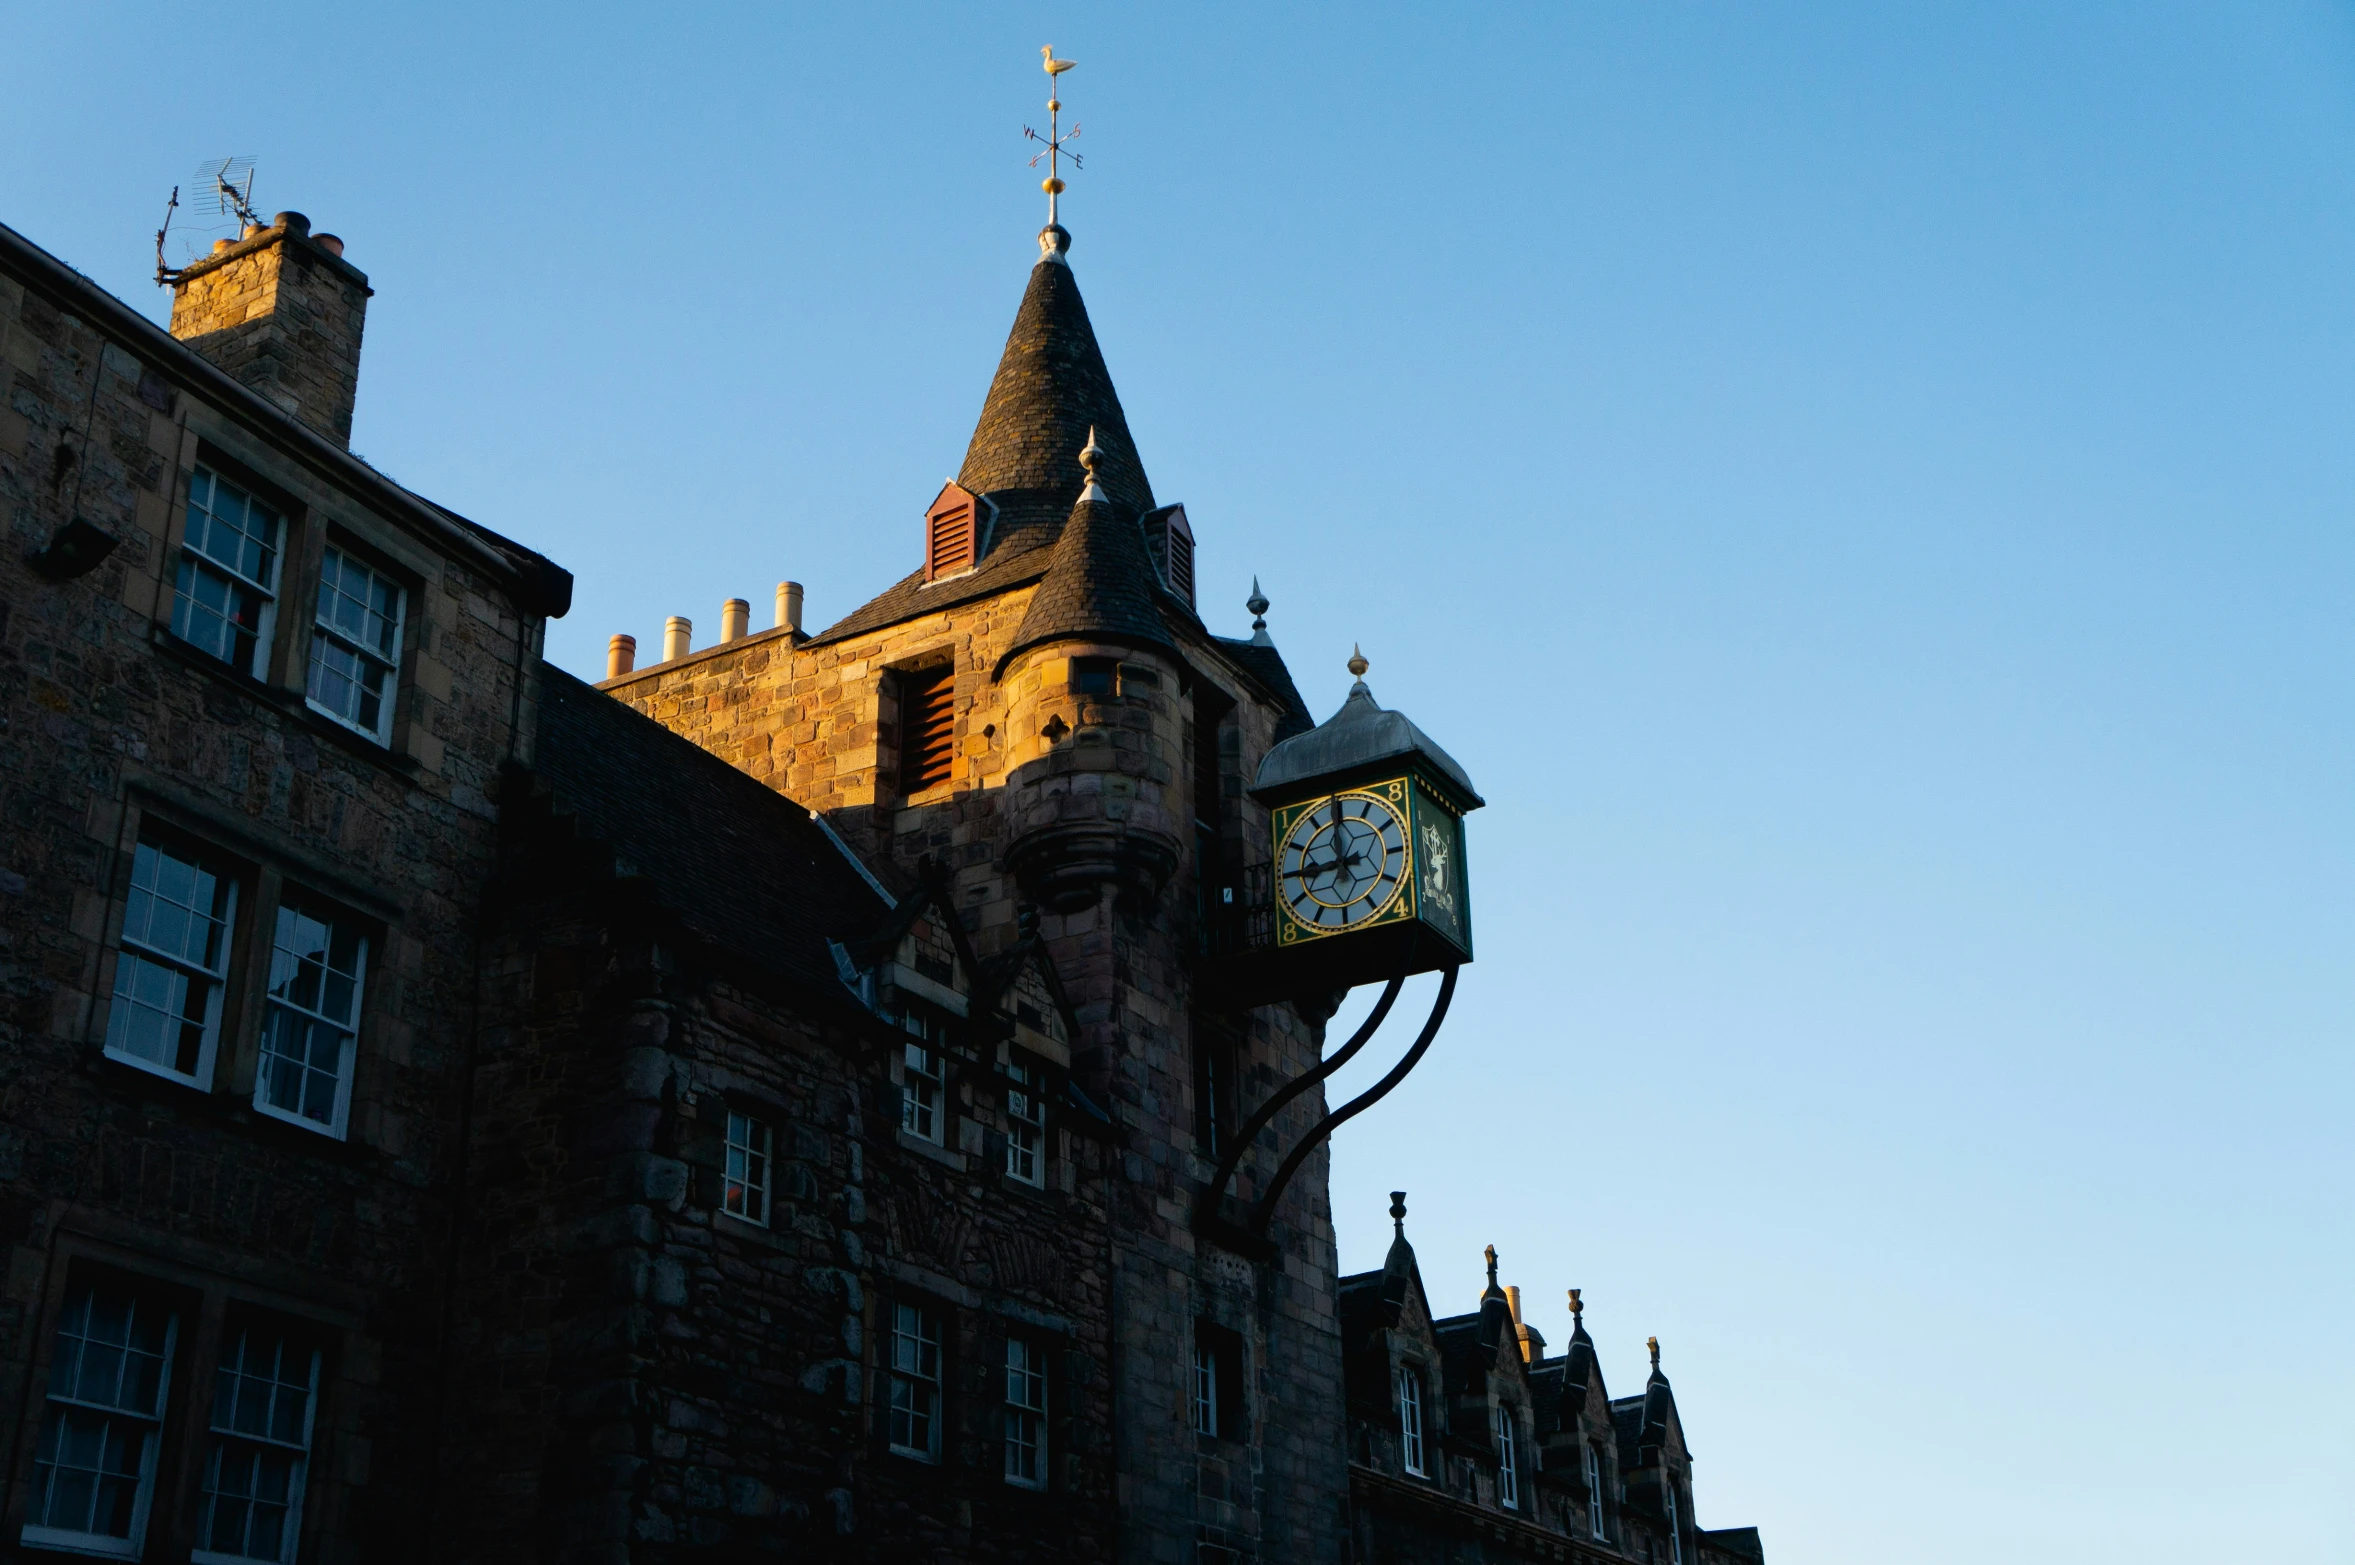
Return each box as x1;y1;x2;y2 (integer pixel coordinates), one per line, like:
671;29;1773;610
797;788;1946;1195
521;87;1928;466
959;228;1156;523
1000;475;1178;671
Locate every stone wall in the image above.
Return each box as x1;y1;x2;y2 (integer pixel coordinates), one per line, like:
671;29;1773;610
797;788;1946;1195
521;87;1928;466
602;582;1352;1564
0;229;541;1562
443;804;1122;1562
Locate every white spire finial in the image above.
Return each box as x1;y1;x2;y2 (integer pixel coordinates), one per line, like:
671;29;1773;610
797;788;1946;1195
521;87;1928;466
1078;425;1107;503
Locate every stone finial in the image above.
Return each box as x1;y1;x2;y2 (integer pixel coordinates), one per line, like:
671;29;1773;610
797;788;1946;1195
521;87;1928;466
1248;578;1272;646
1078;425;1107;503
1483;1244;1500;1297
1389;1190;1407;1236
1648;1335;1661;1368
1568;1288;1583;1322
1347;643;1369;679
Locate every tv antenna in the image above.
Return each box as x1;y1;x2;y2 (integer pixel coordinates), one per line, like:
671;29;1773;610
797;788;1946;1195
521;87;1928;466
158;157;261;286
152;185;181;286
1025;47;1081;228
197;156;262;230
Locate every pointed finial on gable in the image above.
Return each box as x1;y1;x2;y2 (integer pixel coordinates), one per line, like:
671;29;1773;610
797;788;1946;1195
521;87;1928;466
1568;1288;1583;1322
1077;425;1107;503
1648;1335;1661;1368
1482;1244;1502;1301
1247;577;1272;646
1389;1190;1408;1236
1348;643;1370;680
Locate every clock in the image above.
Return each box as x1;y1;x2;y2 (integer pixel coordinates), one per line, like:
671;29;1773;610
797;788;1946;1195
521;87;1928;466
1210;656;1483;1004
1278;790;1410;933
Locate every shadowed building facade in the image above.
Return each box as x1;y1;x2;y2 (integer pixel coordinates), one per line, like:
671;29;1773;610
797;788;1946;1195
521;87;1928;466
0;190;1766;1565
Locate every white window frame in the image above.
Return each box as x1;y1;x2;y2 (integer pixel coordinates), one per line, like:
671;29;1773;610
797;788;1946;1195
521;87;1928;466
1003;1337;1047;1488
1005;1061;1045;1186
192;1324;321;1564
1666;1481;1682;1565
304;543;405;744
1190;1340;1219;1438
22;1283;180;1559
1495;1403;1520;1510
253;898;367;1140
1396;1364;1427;1477
887;1302;942;1461
104;838;238;1089
722;1111;771;1226
172;465;282;678
900;1034;943;1144
1585;1442;1608;1538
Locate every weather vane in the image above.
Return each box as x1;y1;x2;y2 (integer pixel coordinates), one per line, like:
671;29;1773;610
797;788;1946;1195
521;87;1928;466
1026;45;1081;228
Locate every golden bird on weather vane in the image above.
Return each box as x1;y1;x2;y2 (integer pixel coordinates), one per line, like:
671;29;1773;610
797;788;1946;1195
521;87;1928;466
1027;46;1082;230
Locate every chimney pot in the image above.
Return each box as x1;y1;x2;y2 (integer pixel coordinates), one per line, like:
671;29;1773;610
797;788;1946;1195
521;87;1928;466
776;581;805;636
663;616;693;663
211;239;233;255
607;633;637;679
720;598;750;643
273;212;310;238
314;234;345;258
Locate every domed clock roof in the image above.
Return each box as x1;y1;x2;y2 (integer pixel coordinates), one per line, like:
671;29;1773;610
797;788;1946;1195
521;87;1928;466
1249;650;1483;811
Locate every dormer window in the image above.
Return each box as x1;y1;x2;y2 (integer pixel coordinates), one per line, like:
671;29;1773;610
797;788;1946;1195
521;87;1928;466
1585;1443;1607;1538
1494;1404;1519;1510
924;483;978;580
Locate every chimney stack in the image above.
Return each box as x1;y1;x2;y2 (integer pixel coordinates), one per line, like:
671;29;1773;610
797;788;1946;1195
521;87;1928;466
168;211;372;447
664;616;693;663
607;634;637;679
720;598;750;643
775;581;804;636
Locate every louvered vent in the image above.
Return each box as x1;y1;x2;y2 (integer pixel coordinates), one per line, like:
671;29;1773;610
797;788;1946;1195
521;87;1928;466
925;484;978;580
900;666;957;793
1167;529;1195;604
1146;504;1197;607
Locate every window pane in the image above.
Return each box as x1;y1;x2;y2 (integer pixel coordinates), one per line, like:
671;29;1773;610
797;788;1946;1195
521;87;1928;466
889;1304;941;1459
108;841;236;1082
198;1327;315;1563
306;547;402;739
1004;1338;1046;1486
30;1285;172;1549
173;556;270;673
258;902;364;1134
723;1112;770;1225
902;1043;941;1142
184;468;281;590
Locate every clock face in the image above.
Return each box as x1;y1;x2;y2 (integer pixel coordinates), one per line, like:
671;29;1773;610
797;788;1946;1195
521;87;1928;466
1278;791;1410;933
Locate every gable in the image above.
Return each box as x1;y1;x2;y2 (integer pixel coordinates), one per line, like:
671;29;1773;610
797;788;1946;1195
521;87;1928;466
996;953;1072;1065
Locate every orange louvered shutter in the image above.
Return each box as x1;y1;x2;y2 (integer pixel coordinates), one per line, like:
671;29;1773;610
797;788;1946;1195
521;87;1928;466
925;484;977;580
901;666;957;792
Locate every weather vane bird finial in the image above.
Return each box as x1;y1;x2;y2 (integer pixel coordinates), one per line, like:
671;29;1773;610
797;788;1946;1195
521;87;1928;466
1025;46;1083;233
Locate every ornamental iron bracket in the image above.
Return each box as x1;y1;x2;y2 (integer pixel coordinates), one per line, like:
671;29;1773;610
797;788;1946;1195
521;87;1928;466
1193;964;1460;1256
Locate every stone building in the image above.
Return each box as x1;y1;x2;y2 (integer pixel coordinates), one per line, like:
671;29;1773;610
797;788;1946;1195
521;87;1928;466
1341;1198;1764;1565
0;211;568;1562
0;188;1767;1565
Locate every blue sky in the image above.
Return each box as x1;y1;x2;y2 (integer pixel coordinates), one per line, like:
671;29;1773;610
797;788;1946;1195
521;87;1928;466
8;5;2350;1560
